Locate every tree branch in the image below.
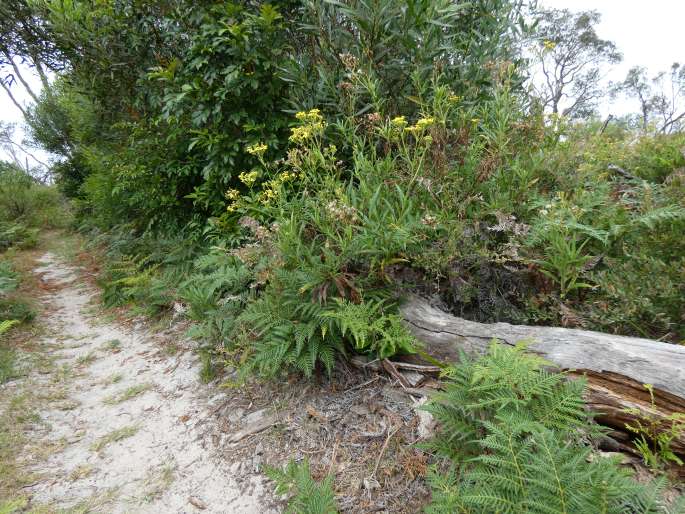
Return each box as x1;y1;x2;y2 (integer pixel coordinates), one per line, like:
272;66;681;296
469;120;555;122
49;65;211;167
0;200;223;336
0;77;29;118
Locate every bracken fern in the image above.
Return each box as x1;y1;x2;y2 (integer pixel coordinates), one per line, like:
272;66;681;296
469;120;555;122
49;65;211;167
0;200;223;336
265;459;338;514
424;343;683;513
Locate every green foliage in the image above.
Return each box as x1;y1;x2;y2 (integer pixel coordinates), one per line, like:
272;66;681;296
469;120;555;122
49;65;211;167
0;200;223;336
235;270;345;378
0;319;18;337
625;384;685;469
288;0;530;116
0;163;67;252
265;459;338;514
152;2;293;216
423;343;591;460
0;263;18;296
0;262;33;325
0;223;37;252
180;251;252;321
324;299;415;359
533;228;593;299
426;428;681;514
0;320;19;385
0;261;25;386
93;227;202;316
100;257;175;316
198;348;217;384
424;343;682;513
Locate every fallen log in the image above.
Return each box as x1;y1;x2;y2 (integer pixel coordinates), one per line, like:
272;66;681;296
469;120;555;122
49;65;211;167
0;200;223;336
400;296;685;454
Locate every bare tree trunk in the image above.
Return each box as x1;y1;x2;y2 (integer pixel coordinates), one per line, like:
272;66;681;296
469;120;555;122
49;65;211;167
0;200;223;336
400;296;685;454
660;110;685;134
32;57;51;93
0;78;29;118
5;54;40;104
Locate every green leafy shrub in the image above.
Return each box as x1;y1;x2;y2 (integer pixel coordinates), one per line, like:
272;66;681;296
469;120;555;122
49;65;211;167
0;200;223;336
0;262;34;325
324;299;415;359
0;263;18;296
0;263;28;385
265;459;338;514
0;223;38;252
0;162;69;233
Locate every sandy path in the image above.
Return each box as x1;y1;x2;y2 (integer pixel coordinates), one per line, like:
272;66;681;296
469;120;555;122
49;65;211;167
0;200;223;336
22;253;275;513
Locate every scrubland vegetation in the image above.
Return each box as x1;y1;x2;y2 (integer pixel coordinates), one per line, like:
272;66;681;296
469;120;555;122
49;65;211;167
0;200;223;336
1;0;684;511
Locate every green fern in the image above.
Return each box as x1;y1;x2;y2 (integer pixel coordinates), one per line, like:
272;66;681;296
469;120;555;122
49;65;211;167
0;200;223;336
424;343;683;513
237;294;342;378
0;319;18;338
632;205;685;230
236;270;344;377
265;459;338;514
323;299;415;358
0;262;18;296
423;342;591;460
427;422;678;514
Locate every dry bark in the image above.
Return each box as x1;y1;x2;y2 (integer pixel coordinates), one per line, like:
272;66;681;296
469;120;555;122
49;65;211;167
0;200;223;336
400;296;685;453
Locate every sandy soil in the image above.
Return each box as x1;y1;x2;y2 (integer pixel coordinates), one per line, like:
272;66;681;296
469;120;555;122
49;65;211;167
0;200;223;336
22;253;276;513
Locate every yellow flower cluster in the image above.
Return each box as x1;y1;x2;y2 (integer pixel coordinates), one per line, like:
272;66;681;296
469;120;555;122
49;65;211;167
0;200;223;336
239;170;259;187
289;125;315;144
225;188;240;200
246;142;268;156
278;170;298;183
289;108;326;144
295;108;322;123
391;116;408;128
416;116;435;129
258;187;279;205
543;40;556;51
404;116;436;135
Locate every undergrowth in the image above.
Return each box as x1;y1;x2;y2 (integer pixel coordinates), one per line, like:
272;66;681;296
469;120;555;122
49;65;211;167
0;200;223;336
423;343;685;513
265;459;338;514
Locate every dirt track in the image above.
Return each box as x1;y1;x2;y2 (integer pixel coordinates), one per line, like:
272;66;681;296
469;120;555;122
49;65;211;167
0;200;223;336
18;252;274;513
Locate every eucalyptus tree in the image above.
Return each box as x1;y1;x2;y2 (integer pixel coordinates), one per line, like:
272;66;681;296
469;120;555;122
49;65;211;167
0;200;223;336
532;8;622;119
616;64;685;133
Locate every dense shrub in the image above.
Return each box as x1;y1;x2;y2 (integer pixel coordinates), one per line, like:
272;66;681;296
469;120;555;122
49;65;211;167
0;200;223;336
0;162;69;232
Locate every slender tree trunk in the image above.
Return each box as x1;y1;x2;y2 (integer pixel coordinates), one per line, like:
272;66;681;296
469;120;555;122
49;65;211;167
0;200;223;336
0;78;29;118
660;111;685;134
33;57;51;94
5;54;40;104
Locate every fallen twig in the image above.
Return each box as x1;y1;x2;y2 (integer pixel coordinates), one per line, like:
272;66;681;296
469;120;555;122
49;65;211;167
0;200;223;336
388;361;441;375
327;440;339;476
382;359;412;389
346;375;380;392
228;414;280;443
372;426;399;478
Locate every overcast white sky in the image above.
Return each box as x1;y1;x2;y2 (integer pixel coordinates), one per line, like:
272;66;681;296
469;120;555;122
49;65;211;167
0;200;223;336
1;1;684;164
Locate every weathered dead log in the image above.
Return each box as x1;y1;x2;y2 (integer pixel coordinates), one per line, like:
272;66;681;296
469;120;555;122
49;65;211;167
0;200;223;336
400;296;685;453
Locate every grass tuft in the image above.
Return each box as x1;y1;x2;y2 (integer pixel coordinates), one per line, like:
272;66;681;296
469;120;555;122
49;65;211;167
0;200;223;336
90;425;139;453
76;352;97;366
103;383;153;405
